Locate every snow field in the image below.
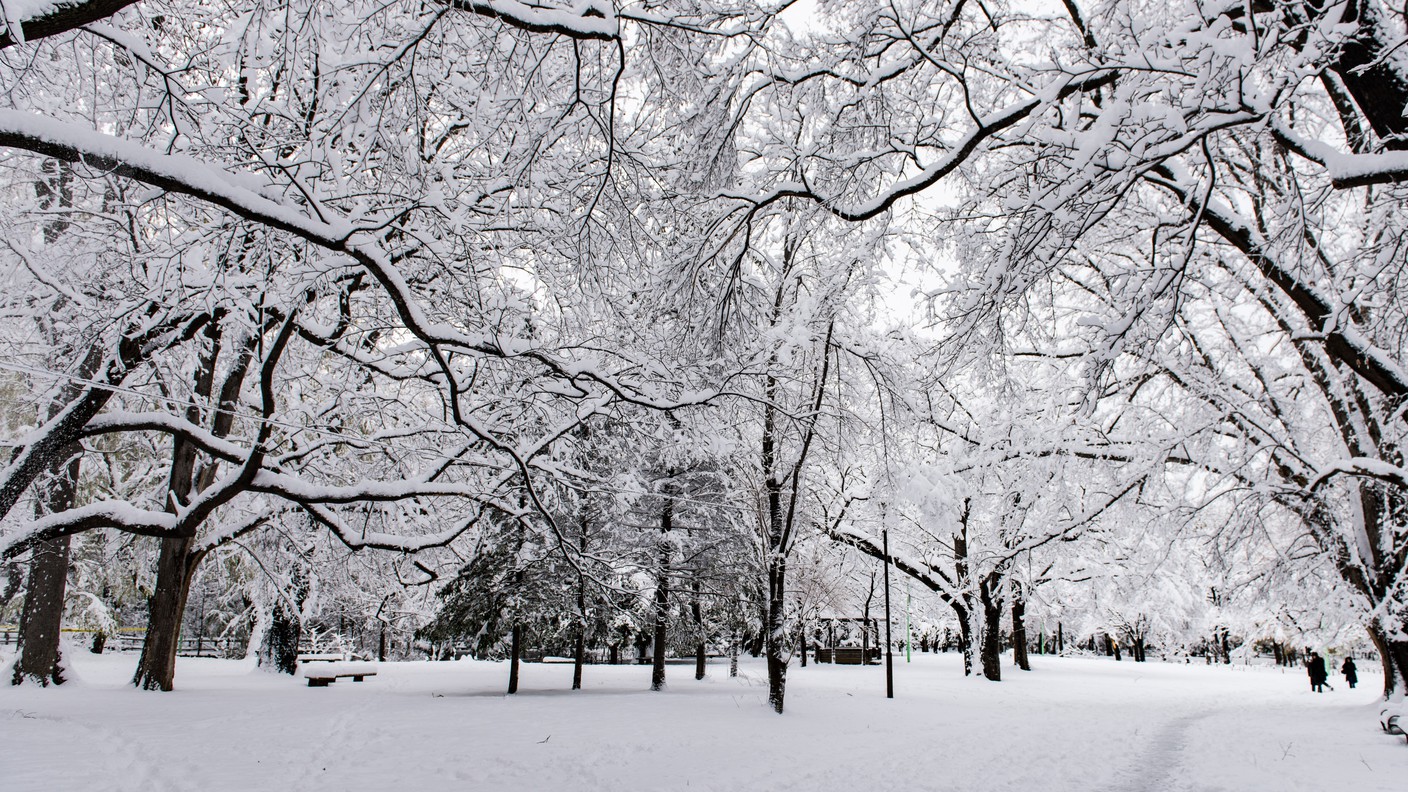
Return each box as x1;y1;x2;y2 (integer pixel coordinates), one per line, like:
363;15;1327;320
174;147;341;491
1;649;1403;792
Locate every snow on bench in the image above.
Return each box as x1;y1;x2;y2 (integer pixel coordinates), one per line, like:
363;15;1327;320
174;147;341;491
1381;706;1406;744
300;660;377;687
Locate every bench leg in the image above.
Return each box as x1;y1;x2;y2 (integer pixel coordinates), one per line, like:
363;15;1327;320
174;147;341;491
307;678;332;687
352;675;364;682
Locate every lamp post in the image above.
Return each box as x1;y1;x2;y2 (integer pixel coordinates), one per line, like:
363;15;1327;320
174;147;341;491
882;516;894;699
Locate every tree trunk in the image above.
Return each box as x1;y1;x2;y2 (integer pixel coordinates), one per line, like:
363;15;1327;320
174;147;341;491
507;622;523;694
11;536;71;686
574;518;589;690
691;582;705;680
1368;622;1408;698
572;630;586;691
1011;591;1030;671
1057;622;1064;654
11;388;86;686
1320;0;1408;148
957;611;975;676
133;534;199;691
652;500;672;692
765;558;787;712
977;580;1002;681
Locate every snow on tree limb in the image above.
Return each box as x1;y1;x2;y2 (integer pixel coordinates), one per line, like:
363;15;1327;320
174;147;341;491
448;0;618;41
733;70;1119;223
0;0;139;48
1270;121;1408;189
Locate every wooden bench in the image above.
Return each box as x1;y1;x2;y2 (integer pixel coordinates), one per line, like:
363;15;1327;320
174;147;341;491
301;660;377;687
1382;708;1406;744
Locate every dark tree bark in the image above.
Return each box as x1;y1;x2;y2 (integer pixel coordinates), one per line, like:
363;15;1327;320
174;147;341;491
1368;622;1408;698
507;622;523;694
691;578;705;680
133;321;259;691
11;536;72;686
764;558;788;711
134;535;200;690
1011;588;1030;671
651;498;672;692
1319;0;1408;149
977;578;1003;681
12;395;86;686
573;517;589;690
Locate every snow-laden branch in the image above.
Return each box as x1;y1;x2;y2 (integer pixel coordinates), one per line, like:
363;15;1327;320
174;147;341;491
0;111;727;414
0;0;138;48
448;0;618;40
731;70;1118;222
1311;457;1408;491
1;502;178;557
827;525;964;608
1148;162;1408;399
1270;120;1408;189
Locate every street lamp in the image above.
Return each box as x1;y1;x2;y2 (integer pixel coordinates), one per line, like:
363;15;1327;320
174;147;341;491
882;505;894;699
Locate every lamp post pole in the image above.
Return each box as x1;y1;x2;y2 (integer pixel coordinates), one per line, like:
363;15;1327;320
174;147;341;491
883;521;894;699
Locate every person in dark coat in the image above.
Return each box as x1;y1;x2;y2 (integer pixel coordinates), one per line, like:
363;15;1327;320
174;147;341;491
1342;656;1358;689
1307;652;1328;692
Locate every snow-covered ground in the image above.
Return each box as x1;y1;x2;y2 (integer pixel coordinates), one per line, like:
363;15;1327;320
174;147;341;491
2;649;1403;791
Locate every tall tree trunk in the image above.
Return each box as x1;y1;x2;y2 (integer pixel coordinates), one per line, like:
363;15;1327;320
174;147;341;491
11;338;97;686
765;557;788;712
572;629;586;690
13;437;80;686
573;517;589;690
11;537;72;686
651;499;672;692
507;622;523;694
691;579;705;680
133;535;200;690
978;579;1002;681
1368;622;1408;698
1011;588;1030;671
957;610;974;676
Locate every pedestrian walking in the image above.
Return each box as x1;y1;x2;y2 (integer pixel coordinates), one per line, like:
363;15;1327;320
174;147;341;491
1342;656;1358;689
1307;652;1328;693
